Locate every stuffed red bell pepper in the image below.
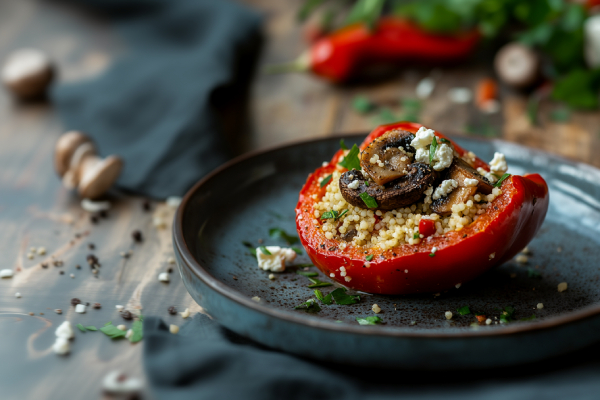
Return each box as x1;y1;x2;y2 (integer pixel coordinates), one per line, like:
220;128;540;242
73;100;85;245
295;122;549;295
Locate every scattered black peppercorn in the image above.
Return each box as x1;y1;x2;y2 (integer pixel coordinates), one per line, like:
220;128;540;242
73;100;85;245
59;271;64;275
75;265;81;269
85;302;90;306
88;243;95;250
92;303;101;309
167;267;173;273
71;298;81;306
75;233;81;239
142;200;151;212
168;306;177;315
121;310;133;320
87;254;99;266
41;263;48;269
99;210;108;219
90;215;99;224
131;230;143;243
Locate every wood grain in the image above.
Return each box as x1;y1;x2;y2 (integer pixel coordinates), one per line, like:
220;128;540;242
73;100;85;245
0;0;599;399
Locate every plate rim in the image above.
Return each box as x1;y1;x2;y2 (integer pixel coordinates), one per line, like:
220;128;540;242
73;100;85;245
173;132;600;339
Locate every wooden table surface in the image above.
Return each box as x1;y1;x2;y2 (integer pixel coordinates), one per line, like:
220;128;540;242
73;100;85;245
1;1;599;399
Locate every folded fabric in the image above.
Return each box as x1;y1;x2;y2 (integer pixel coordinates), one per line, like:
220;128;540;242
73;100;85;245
144;315;600;400
52;0;262;198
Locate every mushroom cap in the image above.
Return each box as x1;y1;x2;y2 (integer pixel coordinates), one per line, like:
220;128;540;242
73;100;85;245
340;163;438;211
78;156;123;200
494;42;539;88
360;129;415;185
1;48;54;100
54;131;93;177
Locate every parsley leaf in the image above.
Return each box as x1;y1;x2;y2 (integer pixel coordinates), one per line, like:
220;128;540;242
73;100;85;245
359;192;378;208
520;314;537;322
294;299;321;313
243;241;257;256
352;96;375;114
500;306;516;323
356;316;382;325
366;254;374;261
337;209;349;220
258;246;271;256
85;326;98;331
314;289;333;305
429;136;438;165
269;228;299;245
527;268;542;278
320;174;333;188
552;69;600;110
291;247;303;255
344;0;385;31
413;232;419;239
296;270;319;277
76;323;86;332
338;144;361;171
129;319;143;343
493;173;511;187
340;139;348;150
457;306;471;316
307;277;333;288
320;210;338;220
294;263;314;268
100;324;127;339
331;288;360;305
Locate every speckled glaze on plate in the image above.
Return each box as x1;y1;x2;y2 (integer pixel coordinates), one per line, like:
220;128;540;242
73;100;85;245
173;134;600;369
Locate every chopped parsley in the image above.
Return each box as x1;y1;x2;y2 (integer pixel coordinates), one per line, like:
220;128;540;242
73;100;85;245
296;270;319;277
331;288;360;305
294;263;314;268
413;232;419;239
338;144;361;171
291;247;303;255
294;299;321;313
429;136;438;165
340;139;348;150
520;314;537;322
428;253;435;257
356;316;382;325
320;209;348;221
439;138;451;144
493;173;511;187
258;246;271;256
499;306;516;323
527;268;542;279
76;323;86;332
365;254;374;261
307;277;333;288
337;209;349;219
100;323;127;339
243;241;257;256
314;289;333;305
320;174;333;188
364;180;369;187
359;192;378;208
352;95;375;114
129;318;143;343
269;228;299;245
457;306;471;316
85;326;98;331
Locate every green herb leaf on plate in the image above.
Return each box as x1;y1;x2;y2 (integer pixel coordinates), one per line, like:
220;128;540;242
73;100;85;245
340;139;348;150
331;288;360;305
294;299;321;313
129;319;143;343
338;144;361;171
520;314;536;322
366;254;374;261
314;289;333;305
359;192;378;208
291;247;303;255
259;246;272;256
269;228;299;245
457;306;471;316
429;136;438;165
307;277;333;288
493;173;511;187
100;324;127;339
76;323;86;332
85;326;98;331
356;316;382;325
500;306;516;323
296;270;319;277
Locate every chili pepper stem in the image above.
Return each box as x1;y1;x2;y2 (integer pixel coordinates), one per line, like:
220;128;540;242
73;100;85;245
263;52;311;75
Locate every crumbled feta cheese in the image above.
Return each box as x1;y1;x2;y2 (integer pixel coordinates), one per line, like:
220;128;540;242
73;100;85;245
15;292;21;298
116;305;124;311
37;247;46;255
463;178;479;187
256;246;297;272
251;296;261;303
489;152;508;174
431;247;438;254
431;143;453;171
268;273;275;280
180;308;190;318
372;304;381;314
416;77;435;99
414;147;429;164
348;180;360;189
81;199;111;213
558;282;568;292
445;311;453;320
322;161;328;167
158;272;170;282
537;303;544;309
170;324;179;334
521;247;530;254
0;269;14;278
75;304;86;313
477;167;498;183
70;274;75;278
515;255;528;264
489;253;496;260
102;371;143;394
432;179;458;200
455;283;461;289
117;324;127;331
52;338;70;355
369;154;380;164
485;318;492;325
410;127;435;149
344;276;352;282
55;321;75;339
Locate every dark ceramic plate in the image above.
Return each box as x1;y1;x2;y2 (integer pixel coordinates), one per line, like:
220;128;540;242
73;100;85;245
173;134;600;369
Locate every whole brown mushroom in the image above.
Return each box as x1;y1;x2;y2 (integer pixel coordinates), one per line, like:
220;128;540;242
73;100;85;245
494;42;540;89
1;48;54;100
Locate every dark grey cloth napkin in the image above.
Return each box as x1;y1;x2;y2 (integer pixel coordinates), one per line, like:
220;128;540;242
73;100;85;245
144;315;600;400
52;0;262;199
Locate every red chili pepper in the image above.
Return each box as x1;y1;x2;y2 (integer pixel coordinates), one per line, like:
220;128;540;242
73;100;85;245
295;121;549;295
418;219;436;238
270;17;480;83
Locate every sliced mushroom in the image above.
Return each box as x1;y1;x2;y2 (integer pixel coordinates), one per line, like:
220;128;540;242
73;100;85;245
431;158;494;215
360;129;415;185
340;163;437;211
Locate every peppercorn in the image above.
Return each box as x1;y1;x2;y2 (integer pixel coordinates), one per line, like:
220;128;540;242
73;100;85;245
168;306;177;315
131;230;143;243
90;215;99;224
93;303;101;309
88;243;95;250
142;200;151;212
99;210;108;219
121;310;133;320
71;298;81;306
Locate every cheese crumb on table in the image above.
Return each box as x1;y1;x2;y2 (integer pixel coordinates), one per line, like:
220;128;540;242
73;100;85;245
537;303;544;309
372;304;381;314
116;305;124;311
180;308;190;318
52;338;70;355
515;255;529;264
445;311;453;320
558;282;568;292
251;296;261;303
117;325;127;331
55;321;74;339
0;269;14;278
485;318;492;325
256;246;297;272
158;272;170;282
169;324;179;334
125;329;134;339
75;304;86;313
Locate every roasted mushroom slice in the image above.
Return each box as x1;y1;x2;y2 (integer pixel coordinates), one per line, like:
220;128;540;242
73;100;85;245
340;163;437;211
360;129;415;185
431;158;494;215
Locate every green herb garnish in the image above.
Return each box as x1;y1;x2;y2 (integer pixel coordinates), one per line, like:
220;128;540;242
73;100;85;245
429;253;435;257
493;173;511;187
499;306;516;323
356;316;382;325
85;326;98;331
314;289;333;305
439;138;451;144
520;314;537;322
337;209;349;220
366;254;374;261
129;318;143;343
104;321;112;326
413;232;419;239
359;192;378;208
364;181;369;186
457;306;471;316
269;228;299;245
243;241;257;256
76;323;86;332
100;324;127;339
321;209;348;221
320;174;333;188
338;144;361;171
294;299;321;313
294;263;314;268
344;0;385;31
352;96;375;114
331;288;360;305
291;247;303;255
259;246;272;256
551;108;571;122
527;268;542;279
307;277;333;288
296;270;319;277
340;139;348;150
429;136;438;165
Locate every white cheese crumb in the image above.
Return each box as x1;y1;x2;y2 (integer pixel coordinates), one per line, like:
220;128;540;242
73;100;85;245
322;161;328;167
521;247;530;254
251;296;261;303
489;152;508;174
410;127;435;149
52;338;70;355
372;304;381;314
158;272;170;282
330;273;335;277
75;304;86;313
81;198;111;213
432;179;458;200
70;274;75;278
268;273;275;280
455;283;462;289
414;147;429;164
537;303;544;309
167;257;176;264
431;247;438;254
515;255;529;264
37;247;46;255
27;253;34;260
15;292;21;298
431;143;453;171
416;77;435;99
116;305;124;311
344;276;352;282
485;318;492;325
180;308;190;318
102;371;143;394
447;87;472;104
558;282;568;292
348;180;360;189
125;329;134;339
256;246;297;272
445;311;453;320
0;269;14;278
463;178;479;187
489;253;495;260
117;325;127;331
170;324;179;334
55;321;75;339
404;269;408;273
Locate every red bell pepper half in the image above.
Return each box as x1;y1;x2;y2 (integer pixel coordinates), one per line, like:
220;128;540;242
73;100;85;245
295;122;549;295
